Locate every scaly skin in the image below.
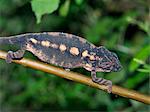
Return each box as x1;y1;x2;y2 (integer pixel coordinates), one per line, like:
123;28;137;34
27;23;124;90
0;32;122;93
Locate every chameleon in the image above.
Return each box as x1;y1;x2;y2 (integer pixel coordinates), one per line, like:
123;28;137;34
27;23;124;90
0;32;122;93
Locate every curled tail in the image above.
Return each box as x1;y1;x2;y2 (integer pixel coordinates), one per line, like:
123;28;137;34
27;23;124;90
0;34;29;46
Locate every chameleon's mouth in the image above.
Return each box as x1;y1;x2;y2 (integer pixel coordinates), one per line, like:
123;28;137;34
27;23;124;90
111;54;122;72
108;52;122;72
97;57;122;72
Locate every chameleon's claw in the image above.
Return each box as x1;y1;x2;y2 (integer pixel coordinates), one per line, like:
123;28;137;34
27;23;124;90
98;78;112;93
105;80;112;93
92;77;112;93
6;51;13;63
6;50;25;63
91;70;112;93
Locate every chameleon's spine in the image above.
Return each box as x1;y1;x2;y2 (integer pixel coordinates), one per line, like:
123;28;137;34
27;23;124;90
0;34;29;45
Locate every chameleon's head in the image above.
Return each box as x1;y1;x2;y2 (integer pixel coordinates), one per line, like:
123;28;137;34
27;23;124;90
95;47;122;72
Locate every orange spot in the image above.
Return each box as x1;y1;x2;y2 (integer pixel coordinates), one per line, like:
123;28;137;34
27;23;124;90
41;41;50;47
30;38;38;44
59;44;67;52
89;55;95;60
70;47;79;55
82;50;89;57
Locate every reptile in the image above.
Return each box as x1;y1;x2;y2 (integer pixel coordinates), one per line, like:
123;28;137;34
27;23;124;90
0;32;122;93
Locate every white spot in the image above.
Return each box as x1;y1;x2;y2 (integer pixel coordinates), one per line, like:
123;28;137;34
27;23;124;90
30;38;38;44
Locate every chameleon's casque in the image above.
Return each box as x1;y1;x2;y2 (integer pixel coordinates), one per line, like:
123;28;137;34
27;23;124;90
0;32;122;93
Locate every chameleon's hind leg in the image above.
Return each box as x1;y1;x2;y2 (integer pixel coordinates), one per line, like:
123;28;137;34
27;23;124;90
6;50;25;63
91;70;112;93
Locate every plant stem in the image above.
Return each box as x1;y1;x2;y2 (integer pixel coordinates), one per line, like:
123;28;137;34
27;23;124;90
0;50;150;104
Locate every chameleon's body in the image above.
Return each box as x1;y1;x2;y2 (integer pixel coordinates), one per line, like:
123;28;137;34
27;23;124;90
0;32;122;93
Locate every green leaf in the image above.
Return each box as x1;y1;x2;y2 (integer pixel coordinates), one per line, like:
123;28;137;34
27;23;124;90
133;58;150;73
129;45;150;72
137;69;150;73
133;58;145;65
59;0;70;17
31;0;60;24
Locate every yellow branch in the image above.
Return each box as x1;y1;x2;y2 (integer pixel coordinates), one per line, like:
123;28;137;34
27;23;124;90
0;50;150;104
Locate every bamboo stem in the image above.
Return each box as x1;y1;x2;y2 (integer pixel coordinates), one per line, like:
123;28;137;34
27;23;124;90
0;50;150;104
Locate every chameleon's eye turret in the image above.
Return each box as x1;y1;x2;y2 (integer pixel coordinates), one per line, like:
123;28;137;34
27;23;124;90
110;52;122;72
96;47;122;72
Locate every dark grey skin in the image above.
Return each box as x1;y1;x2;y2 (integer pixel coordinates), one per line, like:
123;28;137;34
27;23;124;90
0;32;122;93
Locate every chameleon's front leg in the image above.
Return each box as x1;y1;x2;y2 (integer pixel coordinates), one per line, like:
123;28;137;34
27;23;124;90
91;70;112;93
6;50;25;63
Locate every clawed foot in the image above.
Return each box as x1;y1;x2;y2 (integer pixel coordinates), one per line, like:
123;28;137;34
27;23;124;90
6;50;25;63
92;78;112;93
6;51;13;63
91;70;112;93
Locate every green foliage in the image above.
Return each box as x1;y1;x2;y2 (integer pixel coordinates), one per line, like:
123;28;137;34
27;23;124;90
0;0;149;111
59;0;70;17
127;16;150;37
134;58;150;73
75;0;83;5
129;46;150;72
31;0;60;23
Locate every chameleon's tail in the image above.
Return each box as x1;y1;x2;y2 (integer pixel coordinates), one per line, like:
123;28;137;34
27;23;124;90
0;37;12;45
0;34;28;45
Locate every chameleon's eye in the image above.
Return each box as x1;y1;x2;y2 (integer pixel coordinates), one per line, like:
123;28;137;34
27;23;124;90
98;59;102;66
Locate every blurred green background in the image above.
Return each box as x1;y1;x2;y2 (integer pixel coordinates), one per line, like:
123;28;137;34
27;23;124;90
0;0;150;111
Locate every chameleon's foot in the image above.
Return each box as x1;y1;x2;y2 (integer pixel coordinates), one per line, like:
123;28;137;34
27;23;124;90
6;50;25;63
6;51;13;63
91;70;112;93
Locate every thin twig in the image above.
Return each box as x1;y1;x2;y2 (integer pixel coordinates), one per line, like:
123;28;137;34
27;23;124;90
0;50;150;104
